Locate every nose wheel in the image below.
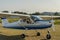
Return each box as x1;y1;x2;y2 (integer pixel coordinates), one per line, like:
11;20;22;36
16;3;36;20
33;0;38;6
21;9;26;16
46;31;51;39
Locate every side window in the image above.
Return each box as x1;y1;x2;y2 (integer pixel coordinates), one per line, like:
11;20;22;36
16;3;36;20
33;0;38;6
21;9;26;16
20;19;23;22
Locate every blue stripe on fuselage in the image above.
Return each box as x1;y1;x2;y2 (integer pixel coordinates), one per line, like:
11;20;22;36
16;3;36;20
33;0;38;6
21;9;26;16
4;24;52;30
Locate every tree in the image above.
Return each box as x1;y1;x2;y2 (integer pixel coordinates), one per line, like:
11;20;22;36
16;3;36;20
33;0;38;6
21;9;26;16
12;11;20;14
23;12;27;14
2;10;9;13
54;12;59;16
12;11;27;14
31;12;40;15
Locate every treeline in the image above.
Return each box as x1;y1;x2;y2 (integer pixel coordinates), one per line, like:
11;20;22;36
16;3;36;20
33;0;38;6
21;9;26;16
1;10;60;16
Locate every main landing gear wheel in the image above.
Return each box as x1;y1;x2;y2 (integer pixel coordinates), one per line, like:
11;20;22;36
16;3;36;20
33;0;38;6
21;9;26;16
20;34;25;38
37;32;40;36
46;31;51;39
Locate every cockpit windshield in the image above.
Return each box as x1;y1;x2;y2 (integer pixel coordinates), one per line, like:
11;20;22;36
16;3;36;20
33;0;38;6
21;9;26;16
31;15;43;22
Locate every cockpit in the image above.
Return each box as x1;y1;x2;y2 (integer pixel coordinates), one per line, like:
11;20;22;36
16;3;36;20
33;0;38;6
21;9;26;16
30;15;43;22
20;15;43;23
20;17;32;24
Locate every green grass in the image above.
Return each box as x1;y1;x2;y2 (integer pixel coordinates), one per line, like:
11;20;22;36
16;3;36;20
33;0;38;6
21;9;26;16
8;18;19;23
54;19;60;24
0;18;19;23
0;18;2;23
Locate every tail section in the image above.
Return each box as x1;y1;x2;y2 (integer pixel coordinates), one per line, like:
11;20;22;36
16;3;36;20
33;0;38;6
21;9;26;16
1;17;9;26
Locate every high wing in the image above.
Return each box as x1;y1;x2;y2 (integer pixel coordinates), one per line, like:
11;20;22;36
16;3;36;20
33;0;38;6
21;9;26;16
0;13;30;18
39;15;60;18
0;13;60;18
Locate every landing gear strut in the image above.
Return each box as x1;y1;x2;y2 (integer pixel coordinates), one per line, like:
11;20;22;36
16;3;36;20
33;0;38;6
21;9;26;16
46;31;51;39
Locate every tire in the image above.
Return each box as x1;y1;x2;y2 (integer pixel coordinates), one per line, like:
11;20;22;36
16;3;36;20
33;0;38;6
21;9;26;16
46;34;51;39
20;34;25;38
37;32;40;36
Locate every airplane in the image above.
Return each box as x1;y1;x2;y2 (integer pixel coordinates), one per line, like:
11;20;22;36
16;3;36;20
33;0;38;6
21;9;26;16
0;13;58;39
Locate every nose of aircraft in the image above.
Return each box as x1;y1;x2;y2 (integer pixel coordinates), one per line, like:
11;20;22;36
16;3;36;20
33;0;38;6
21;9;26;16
51;20;55;31
47;20;55;31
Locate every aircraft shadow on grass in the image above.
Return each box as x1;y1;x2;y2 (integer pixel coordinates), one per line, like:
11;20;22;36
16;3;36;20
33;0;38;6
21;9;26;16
0;34;25;40
0;34;48;40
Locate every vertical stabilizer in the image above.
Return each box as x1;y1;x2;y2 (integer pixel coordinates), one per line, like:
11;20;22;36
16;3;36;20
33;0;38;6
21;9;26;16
1;17;9;26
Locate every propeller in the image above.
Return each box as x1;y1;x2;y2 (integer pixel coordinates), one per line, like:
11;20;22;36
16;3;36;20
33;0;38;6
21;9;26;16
51;14;55;31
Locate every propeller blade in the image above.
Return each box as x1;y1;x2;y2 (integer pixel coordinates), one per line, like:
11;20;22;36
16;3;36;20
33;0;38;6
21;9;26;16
51;20;55;31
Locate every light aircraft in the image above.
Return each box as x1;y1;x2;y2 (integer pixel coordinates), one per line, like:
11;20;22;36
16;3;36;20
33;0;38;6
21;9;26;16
0;13;59;39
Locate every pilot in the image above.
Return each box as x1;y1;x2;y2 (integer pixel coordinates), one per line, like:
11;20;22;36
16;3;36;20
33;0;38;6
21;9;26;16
26;18;31;24
26;20;30;24
23;19;26;22
22;18;31;24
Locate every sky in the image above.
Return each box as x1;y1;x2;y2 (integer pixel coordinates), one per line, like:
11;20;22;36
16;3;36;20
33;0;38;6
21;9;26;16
0;0;60;13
